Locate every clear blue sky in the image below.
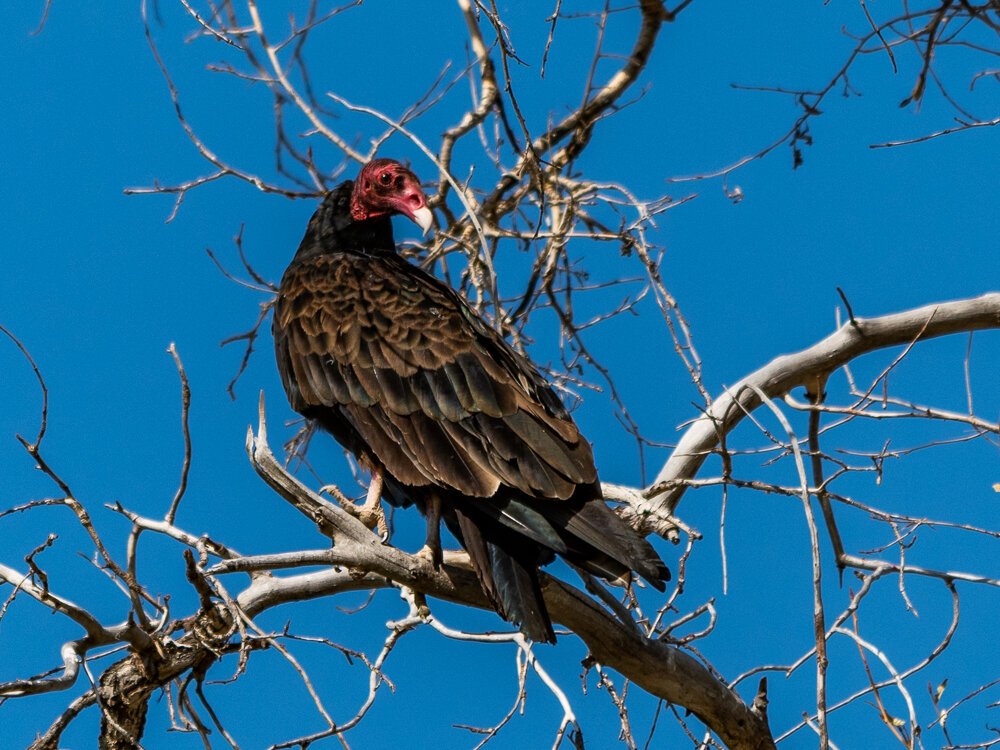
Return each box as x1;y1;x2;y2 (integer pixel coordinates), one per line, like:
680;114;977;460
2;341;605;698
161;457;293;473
2;3;998;748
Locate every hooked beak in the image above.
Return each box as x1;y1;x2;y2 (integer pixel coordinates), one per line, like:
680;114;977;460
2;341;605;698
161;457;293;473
410;205;434;236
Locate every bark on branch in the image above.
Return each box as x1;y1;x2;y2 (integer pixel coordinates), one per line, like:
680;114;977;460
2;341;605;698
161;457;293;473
638;293;1000;531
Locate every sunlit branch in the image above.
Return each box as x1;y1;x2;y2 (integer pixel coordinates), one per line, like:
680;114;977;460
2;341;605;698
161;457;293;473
644;293;1000;527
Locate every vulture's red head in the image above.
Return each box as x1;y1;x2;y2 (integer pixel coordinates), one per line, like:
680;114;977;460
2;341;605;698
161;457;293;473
350;159;434;235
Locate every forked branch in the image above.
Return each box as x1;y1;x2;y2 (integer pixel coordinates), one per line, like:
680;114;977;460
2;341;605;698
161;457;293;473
642;293;1000;528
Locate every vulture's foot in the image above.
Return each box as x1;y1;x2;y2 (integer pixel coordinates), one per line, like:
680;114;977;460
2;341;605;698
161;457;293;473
320;469;389;541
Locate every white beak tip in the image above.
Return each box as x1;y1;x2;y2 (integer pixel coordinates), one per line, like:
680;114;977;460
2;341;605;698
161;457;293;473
412;206;434;236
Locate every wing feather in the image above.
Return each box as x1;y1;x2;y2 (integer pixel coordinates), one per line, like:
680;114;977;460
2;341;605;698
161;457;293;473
455;352;505;417
504;411;594;484
276;251;595;502
342;403;430;487
373;365;419;414
421;367;467;423
340;363;376;406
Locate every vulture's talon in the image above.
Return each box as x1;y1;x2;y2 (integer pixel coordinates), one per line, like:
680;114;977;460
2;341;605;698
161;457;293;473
415;543;442;569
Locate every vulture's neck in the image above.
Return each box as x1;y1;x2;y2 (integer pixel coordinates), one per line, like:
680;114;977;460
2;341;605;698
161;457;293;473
292;180;397;262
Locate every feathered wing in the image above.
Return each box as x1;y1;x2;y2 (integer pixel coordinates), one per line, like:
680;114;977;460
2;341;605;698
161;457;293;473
273;197;668;641
275;251;599;499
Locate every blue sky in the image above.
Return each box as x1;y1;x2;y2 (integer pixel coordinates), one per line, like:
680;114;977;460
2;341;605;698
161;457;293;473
2;3;998;748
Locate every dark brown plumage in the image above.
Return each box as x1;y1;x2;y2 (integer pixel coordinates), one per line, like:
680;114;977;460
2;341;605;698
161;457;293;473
273;159;669;642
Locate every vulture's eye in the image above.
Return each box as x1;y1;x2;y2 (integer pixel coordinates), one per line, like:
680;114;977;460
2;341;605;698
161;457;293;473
378;172;393;186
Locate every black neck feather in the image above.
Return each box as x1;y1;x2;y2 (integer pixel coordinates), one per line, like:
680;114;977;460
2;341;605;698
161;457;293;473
292;180;396;262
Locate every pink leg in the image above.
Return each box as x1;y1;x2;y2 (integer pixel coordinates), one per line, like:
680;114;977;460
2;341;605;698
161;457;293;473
363;465;389;541
417;492;442;568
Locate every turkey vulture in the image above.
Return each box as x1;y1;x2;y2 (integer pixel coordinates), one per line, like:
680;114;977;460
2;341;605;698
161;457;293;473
273;158;669;642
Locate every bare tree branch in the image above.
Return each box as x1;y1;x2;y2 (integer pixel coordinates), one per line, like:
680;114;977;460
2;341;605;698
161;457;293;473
643;293;1000;529
242;393;778;750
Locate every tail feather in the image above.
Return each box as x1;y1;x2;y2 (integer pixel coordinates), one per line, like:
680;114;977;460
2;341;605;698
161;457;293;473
487;541;555;643
472;497;570;555
563;500;670;588
506;497;669;590
453;507;556;643
443;490;669;643
474;493;669;588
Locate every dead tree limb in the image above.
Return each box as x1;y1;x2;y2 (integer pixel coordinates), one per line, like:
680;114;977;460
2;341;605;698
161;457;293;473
640;293;1000;533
